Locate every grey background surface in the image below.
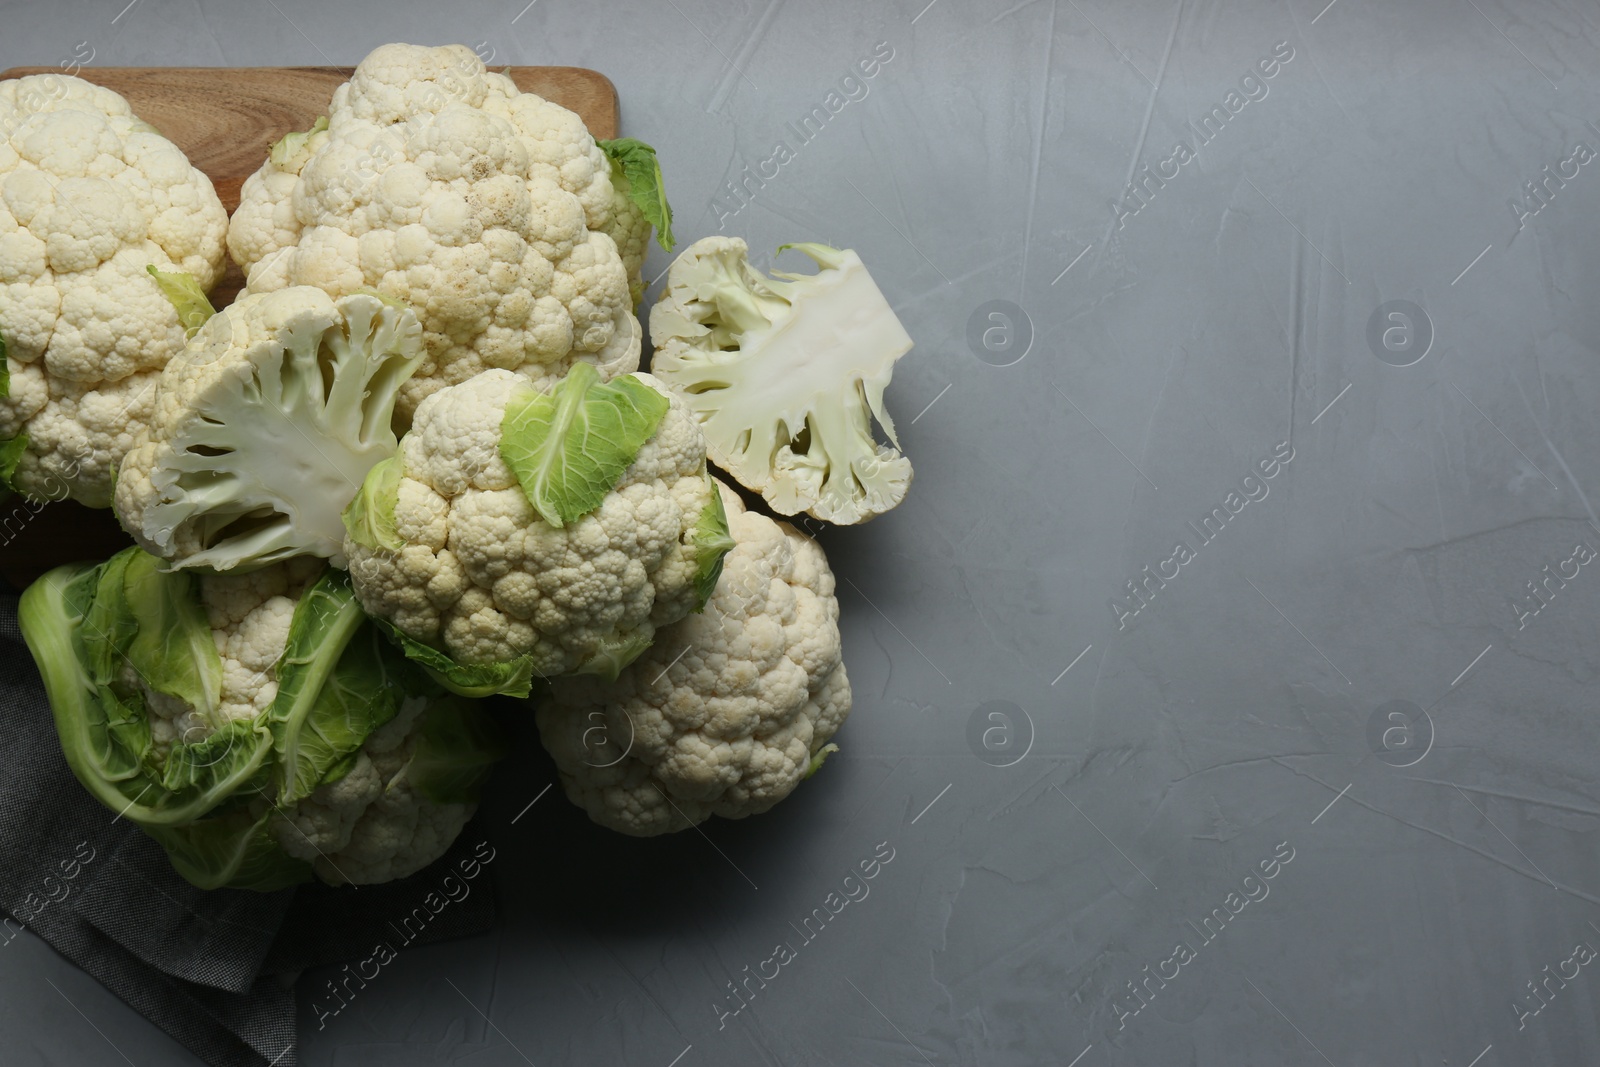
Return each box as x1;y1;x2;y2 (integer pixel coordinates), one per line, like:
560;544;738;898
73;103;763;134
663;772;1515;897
4;0;1600;1064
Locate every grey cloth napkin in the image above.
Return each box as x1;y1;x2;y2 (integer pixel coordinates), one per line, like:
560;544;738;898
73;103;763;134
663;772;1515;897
0;593;499;1067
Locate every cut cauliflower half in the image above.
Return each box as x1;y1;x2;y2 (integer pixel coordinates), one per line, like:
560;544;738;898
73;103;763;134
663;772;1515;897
343;364;734;694
649;238;914;526
0;74;230;506
226;42;674;419
18;547;505;890
115;287;424;573
537;480;851;836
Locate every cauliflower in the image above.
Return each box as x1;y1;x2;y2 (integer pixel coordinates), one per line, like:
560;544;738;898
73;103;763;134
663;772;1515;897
343;363;733;693
130;555;326;751
18;547;505;890
650;238;915;525
329;44;670;299
114;287;424;572
0;74;229;506
266;689;493;885
226;43;672;421
537;480;851;836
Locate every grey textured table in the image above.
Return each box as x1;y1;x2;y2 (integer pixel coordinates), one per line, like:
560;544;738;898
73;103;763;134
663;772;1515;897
5;1;1600;1064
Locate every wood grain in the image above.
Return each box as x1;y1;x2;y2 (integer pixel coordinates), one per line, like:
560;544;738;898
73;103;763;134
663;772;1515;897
0;66;619;590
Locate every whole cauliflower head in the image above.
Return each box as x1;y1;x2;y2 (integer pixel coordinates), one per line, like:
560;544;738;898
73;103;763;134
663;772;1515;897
24;546;503;890
0;74;229;505
143;560;488;887
344;365;731;685
537;480;852;836
338;43;659;300
227;43;651;421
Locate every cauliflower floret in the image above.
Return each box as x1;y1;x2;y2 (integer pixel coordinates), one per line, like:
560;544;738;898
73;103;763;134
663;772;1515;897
226;44;648;423
226;163;310;272
536;481;852;836
9;364;156;507
276;692;484;885
0;74;229;505
202;559;322;724
313;777;475;885
259;680;489;889
272;751;384;859
604;175;652;307
346;367;724;681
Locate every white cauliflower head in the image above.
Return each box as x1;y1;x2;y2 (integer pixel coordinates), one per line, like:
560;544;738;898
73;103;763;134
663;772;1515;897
114;287;424;573
197;561;500;889
0;74;229;506
330;43;667;299
536;480;851;836
18;547;504;890
344;364;732;690
226;43;668;422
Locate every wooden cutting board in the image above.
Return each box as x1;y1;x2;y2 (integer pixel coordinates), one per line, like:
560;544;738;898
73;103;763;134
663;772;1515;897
0;66;619;590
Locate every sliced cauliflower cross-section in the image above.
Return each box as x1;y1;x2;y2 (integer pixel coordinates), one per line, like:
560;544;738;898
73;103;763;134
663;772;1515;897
343;364;733;693
115;287;424;573
537;480;851;836
0;74;229;506
650;238;914;526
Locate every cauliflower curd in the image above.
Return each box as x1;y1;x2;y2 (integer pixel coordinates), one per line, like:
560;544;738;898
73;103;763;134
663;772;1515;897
537;480;851;836
345;366;729;685
0;74;229;505
228;43;656;422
